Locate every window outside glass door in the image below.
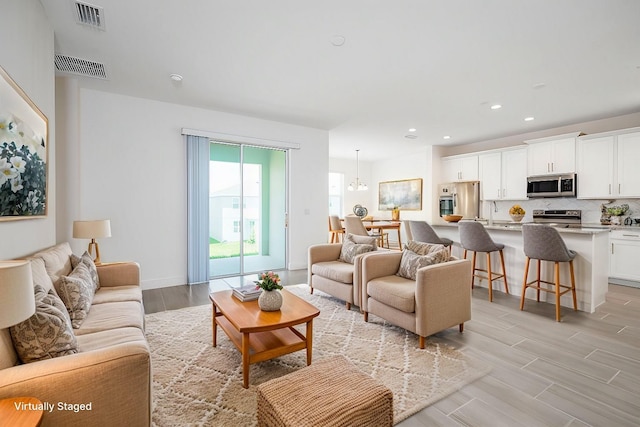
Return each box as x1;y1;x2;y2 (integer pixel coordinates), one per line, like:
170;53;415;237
209;143;287;277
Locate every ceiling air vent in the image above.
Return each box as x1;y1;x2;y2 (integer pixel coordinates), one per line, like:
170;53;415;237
55;54;108;79
74;1;105;30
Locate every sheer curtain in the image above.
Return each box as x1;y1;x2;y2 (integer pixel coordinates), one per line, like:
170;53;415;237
186;135;210;285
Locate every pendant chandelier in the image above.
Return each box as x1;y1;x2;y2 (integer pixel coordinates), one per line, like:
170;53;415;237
347;149;368;191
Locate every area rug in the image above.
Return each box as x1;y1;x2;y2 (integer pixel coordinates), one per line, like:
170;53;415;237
146;285;490;426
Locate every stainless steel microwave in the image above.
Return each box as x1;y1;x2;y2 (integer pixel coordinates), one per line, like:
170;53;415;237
527;173;576;198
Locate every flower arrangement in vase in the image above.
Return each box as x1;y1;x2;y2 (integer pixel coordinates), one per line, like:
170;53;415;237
509;204;525;222
255;271;283;311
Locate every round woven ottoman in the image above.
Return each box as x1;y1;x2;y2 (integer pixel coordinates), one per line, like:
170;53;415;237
256;355;393;427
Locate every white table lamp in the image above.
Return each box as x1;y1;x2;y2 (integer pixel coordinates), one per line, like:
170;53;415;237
0;260;35;328
73;219;111;265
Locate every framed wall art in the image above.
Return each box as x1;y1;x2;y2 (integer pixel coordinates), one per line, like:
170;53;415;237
0;65;48;221
378;178;422;210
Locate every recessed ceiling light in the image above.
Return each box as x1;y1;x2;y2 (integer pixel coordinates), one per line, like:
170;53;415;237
524;117;535;122
408;128;417;132
404;134;418;139
443;135;451;140
170;73;183;82
490;104;502;110
330;35;346;46
532;83;546;89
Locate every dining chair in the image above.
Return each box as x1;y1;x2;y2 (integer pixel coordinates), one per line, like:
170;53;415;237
344;215;388;248
328;215;345;243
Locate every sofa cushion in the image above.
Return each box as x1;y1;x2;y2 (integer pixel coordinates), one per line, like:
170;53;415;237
9;285;78;364
405;241;446;256
339;234;375;264
367;276;416;313
55;262;95;328
71;251;100;290
74;301;145;335
29;257;56;295
76;327;147;353
31;242;73;284
396;247;450;280
311;260;354;284
92;285;143;304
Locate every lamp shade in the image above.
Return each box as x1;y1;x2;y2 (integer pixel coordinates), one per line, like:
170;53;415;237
0;260;35;328
73;219;112;239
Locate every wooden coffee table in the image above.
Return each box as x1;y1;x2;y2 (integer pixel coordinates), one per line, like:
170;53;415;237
209;288;320;388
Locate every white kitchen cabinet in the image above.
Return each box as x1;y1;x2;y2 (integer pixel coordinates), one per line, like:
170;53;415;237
610;229;640;282
525;133;581;176
617;132;640;197
479;148;528;200
442;155;478;182
577;128;640;199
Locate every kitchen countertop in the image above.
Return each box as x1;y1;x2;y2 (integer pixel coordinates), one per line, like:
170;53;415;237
434;221;640;234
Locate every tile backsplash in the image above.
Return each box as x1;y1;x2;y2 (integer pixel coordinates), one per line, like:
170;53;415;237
483;198;640;224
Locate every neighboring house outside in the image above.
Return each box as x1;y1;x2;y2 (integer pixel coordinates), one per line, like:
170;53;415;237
209;183;260;247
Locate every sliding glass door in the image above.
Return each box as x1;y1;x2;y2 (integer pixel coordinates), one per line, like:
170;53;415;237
209;142;287;277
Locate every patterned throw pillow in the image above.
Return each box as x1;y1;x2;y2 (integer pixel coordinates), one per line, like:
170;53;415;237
339;234;375;264
346;233;378;250
405;240;446;256
55;261;94;328
71;251;100;291
396;247;450;280
10;285;78;364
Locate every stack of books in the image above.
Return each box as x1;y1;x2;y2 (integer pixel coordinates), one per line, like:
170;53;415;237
232;282;261;302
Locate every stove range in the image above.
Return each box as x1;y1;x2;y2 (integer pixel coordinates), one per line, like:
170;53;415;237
532;209;582;228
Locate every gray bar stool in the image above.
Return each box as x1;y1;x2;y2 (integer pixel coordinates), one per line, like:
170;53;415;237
407;220;453;253
458;221;509;302
520;224;577;321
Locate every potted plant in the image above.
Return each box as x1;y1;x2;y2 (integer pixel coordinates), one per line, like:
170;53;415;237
605;204;629;225
255;271;283;311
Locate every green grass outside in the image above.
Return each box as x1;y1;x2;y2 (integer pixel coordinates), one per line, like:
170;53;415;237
209;237;258;259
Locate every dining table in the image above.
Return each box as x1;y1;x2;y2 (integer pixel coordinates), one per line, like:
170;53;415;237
362;219;402;249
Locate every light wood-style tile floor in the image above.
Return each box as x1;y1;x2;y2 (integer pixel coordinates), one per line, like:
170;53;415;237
143;271;640;426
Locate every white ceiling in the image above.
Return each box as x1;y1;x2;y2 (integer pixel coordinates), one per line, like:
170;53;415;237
40;0;640;161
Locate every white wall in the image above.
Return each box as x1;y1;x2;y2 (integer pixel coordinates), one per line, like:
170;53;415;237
0;0;56;260
56;84;328;289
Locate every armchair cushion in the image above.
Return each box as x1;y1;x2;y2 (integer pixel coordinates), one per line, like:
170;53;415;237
311;261;354;284
55;261;95;328
339;234;376;264
367;276;416;313
396;247;450;280
10;285;78;363
405;240;446;255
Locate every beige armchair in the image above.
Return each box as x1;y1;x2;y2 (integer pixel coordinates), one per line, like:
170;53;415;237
308;234;382;309
360;251;471;348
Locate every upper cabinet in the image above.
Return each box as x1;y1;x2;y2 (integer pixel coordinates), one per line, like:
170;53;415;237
479;147;528;200
577;128;640;199
441;154;478;182
525;132;582;176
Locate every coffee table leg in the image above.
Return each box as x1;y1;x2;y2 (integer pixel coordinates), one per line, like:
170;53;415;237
306;319;313;366
242;332;250;388
212;302;218;347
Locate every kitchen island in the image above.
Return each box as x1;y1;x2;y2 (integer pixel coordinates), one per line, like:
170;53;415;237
432;222;610;313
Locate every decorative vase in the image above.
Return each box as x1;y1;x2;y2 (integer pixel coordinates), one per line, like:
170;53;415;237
258;290;283;311
391;208;400;221
610;215;622;226
510;214;524;223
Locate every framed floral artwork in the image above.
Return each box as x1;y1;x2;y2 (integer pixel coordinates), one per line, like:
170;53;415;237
0;65;48;220
378;178;422;210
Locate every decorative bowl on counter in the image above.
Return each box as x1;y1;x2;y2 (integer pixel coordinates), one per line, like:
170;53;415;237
443;214;463;223
510;214;524;222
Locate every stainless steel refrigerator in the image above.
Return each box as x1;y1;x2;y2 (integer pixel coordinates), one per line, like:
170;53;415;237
438;181;480;219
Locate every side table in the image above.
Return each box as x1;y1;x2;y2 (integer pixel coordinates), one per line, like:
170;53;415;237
0;397;44;427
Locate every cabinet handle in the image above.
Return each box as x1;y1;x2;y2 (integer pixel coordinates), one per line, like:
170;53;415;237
611;243;614;254
609;184;611;195
619;183;621;193
497;189;500;198
622;234;640;238
551;162;554;172
547;163;550;173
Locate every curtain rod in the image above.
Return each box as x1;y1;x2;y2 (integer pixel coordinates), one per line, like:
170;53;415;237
181;128;301;150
